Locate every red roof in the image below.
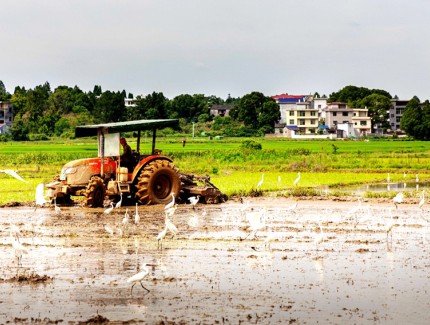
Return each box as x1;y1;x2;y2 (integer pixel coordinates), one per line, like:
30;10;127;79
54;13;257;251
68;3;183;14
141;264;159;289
272;93;306;99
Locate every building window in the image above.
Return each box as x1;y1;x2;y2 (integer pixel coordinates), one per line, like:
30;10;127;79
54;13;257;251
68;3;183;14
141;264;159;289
310;111;316;116
360;121;367;126
289;119;294;125
396;108;403;115
318;105;321;109
299;111;306;117
342;112;349;116
299;119;305;125
289;111;295;116
333;112;337;116
396;117;401;122
310;120;315;125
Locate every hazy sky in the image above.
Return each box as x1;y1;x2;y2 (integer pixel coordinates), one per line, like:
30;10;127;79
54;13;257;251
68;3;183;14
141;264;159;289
1;0;429;100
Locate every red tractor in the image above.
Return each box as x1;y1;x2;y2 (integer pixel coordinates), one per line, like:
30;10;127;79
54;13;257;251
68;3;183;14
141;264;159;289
46;119;227;207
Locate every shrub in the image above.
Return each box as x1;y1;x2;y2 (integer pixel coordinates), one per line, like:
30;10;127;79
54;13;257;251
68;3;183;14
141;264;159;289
240;140;262;150
29;133;49;141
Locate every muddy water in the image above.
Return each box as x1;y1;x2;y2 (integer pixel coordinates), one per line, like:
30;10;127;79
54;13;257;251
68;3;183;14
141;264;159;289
1;197;429;324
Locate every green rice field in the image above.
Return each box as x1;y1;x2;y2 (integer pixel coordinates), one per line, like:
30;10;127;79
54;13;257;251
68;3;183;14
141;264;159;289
1;137;429;205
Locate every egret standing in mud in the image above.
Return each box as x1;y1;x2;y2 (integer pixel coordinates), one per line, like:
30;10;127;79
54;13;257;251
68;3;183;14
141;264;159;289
134;203;140;225
10;232;28;266
103;202;114;215
127;266;150;295
393;192;403;209
418;190;426;210
165;193;175;210
156;225;168;250
35;183;49;209
165;218;179;238
244;208;266;240
188;195;200;209
54;197;61;216
115;193;123;209
386;208;395;243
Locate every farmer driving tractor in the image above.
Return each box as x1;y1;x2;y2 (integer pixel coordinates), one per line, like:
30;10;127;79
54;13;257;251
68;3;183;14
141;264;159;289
120;137;134;171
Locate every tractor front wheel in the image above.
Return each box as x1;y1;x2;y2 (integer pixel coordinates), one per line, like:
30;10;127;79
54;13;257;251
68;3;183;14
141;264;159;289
84;176;106;207
135;160;181;205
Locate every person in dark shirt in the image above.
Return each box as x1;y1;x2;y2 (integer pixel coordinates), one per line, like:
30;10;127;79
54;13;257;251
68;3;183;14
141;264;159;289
120;137;134;171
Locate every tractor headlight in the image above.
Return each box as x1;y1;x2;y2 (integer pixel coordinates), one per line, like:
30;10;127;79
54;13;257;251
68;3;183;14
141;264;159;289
60;167;78;181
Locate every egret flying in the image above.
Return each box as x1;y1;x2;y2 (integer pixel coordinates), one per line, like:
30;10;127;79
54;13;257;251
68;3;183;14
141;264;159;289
0;169;27;182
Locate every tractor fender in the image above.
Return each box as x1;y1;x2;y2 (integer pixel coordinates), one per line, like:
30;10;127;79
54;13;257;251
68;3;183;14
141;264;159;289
131;155;174;183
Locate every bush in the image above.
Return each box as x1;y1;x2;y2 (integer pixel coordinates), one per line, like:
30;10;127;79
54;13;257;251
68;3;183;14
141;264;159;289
29;133;50;141
240;140;262;150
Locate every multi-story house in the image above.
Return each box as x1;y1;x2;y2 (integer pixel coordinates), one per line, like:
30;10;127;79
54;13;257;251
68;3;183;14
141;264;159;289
0;101;13;134
352;108;371;136
389;99;408;132
273;93;319;134
325;102;352;128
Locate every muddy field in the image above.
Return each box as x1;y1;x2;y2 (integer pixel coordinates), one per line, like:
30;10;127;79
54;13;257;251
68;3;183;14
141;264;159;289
1;197;429;324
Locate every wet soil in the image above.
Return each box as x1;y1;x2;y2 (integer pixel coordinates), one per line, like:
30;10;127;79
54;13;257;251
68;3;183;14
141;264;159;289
1;197;429;324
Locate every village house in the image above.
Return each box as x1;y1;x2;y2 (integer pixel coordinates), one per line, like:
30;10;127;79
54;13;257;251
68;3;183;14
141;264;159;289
0;101;13;134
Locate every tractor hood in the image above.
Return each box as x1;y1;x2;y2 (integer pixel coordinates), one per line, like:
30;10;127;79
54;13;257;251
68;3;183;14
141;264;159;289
60;157;117;183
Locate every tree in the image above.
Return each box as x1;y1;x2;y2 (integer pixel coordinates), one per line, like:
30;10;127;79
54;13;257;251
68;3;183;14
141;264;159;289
132;92;169;120
329;85;391;107
0;80;9;100
258;100;281;132
358;94;391;131
93;91;126;123
230;92;280;131
400;96;422;138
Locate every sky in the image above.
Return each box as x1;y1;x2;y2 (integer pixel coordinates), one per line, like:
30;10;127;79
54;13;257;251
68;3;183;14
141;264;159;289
1;0;430;100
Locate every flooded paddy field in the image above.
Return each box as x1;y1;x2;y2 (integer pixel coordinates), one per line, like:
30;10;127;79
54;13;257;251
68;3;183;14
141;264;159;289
1;197;429;324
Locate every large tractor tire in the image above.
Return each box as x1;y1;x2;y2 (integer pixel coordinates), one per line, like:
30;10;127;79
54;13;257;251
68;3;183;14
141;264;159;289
135;160;181;205
84;176;106;207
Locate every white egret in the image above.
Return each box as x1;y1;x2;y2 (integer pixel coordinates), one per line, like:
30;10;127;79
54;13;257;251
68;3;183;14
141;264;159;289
10;233;28;266
164;192;175;210
115;193;123;209
103;202;114;215
387;173;390;183
392;192;403;209
418;190;425;210
127;266;150;294
156;225;168;250
293;172;301;186
256;173;264;188
188;195;200;209
0;169;27;182
165;218;178;238
122;209;129;226
54;197;61;216
165;204;177;219
35;183;49;208
385;208;395;242
134;203;140;225
244;208;266;240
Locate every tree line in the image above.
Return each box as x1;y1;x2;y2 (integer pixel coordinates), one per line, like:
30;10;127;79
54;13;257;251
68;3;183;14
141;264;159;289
0;81;428;140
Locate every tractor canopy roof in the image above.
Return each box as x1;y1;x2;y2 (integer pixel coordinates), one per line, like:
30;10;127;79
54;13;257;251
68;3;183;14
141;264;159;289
75;119;179;138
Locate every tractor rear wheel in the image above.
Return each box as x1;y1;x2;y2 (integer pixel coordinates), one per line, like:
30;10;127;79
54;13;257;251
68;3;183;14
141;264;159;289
135;160;181;205
84;176;106;207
